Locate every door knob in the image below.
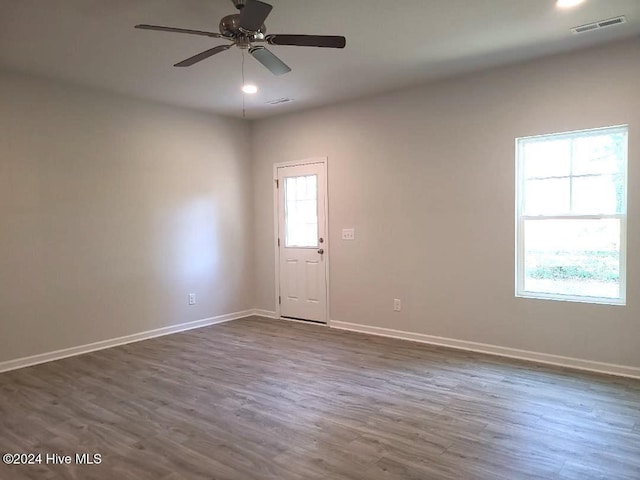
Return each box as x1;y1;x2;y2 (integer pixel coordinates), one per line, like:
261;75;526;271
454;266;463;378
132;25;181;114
317;248;324;254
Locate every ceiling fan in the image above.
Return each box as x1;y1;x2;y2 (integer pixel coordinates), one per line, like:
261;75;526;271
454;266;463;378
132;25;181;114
135;0;347;76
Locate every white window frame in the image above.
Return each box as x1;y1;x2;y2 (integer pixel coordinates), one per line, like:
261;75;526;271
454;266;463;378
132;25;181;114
515;125;628;306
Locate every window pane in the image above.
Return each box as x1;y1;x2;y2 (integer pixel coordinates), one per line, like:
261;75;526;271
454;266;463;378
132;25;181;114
295;175;308;200
524;178;570;215
572;132;626;176
523;219;620;299
523;139;571;178
572;174;623;214
307;176;317;201
284;175;318;247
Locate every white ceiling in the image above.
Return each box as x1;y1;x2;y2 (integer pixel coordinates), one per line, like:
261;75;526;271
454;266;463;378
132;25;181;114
1;0;639;119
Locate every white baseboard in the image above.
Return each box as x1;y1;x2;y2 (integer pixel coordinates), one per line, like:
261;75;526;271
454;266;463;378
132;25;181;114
0;309;255;374
6;309;637;380
251;309;278;319
330;320;640;379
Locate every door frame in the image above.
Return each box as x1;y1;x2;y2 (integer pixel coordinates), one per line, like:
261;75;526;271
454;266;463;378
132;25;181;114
273;157;330;324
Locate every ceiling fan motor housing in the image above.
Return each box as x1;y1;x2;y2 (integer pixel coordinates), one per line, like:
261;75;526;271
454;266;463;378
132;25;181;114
219;14;266;40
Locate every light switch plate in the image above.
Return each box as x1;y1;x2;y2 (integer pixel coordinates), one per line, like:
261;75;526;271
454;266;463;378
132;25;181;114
342;228;355;240
394;299;401;312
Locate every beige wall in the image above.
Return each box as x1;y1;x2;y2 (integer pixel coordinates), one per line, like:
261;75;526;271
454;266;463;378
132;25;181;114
251;39;640;368
2;39;638;369
0;71;253;362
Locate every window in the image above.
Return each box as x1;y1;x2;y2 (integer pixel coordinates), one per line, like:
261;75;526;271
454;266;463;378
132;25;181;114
284;175;318;247
516;126;627;305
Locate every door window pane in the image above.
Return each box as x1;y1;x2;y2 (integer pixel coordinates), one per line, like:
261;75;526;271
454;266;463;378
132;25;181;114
284;175;318;247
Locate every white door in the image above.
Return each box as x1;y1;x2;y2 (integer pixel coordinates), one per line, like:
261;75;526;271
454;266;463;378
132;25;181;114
276;161;328;323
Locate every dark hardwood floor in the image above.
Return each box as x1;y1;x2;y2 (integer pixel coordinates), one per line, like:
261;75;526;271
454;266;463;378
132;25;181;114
1;316;639;479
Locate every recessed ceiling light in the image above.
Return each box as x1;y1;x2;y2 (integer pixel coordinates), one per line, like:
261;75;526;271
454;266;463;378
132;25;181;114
556;0;586;8
242;84;258;94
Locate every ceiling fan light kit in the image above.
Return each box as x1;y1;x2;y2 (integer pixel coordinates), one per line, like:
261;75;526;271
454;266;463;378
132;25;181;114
242;84;258;94
134;0;347;76
556;0;586;9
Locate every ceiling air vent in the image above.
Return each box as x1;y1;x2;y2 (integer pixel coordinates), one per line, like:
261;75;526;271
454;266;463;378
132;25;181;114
571;15;626;34
265;97;294;105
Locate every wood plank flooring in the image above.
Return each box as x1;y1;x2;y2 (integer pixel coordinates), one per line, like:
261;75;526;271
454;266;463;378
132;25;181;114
1;316;640;479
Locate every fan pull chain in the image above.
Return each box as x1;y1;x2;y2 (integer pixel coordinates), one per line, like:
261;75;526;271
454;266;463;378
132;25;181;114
241;50;246;118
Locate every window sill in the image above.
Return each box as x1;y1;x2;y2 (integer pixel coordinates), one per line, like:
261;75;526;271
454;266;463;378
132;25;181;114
516;291;625;306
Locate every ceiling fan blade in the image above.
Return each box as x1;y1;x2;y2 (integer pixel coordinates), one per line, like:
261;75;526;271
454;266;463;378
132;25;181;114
266;34;346;49
135;24;224;39
238;0;273;32
249;46;291;76
174;44;232;67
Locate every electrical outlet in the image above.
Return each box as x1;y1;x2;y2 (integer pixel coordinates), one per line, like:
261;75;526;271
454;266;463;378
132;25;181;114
342;228;355;240
188;293;196;305
394;299;401;312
